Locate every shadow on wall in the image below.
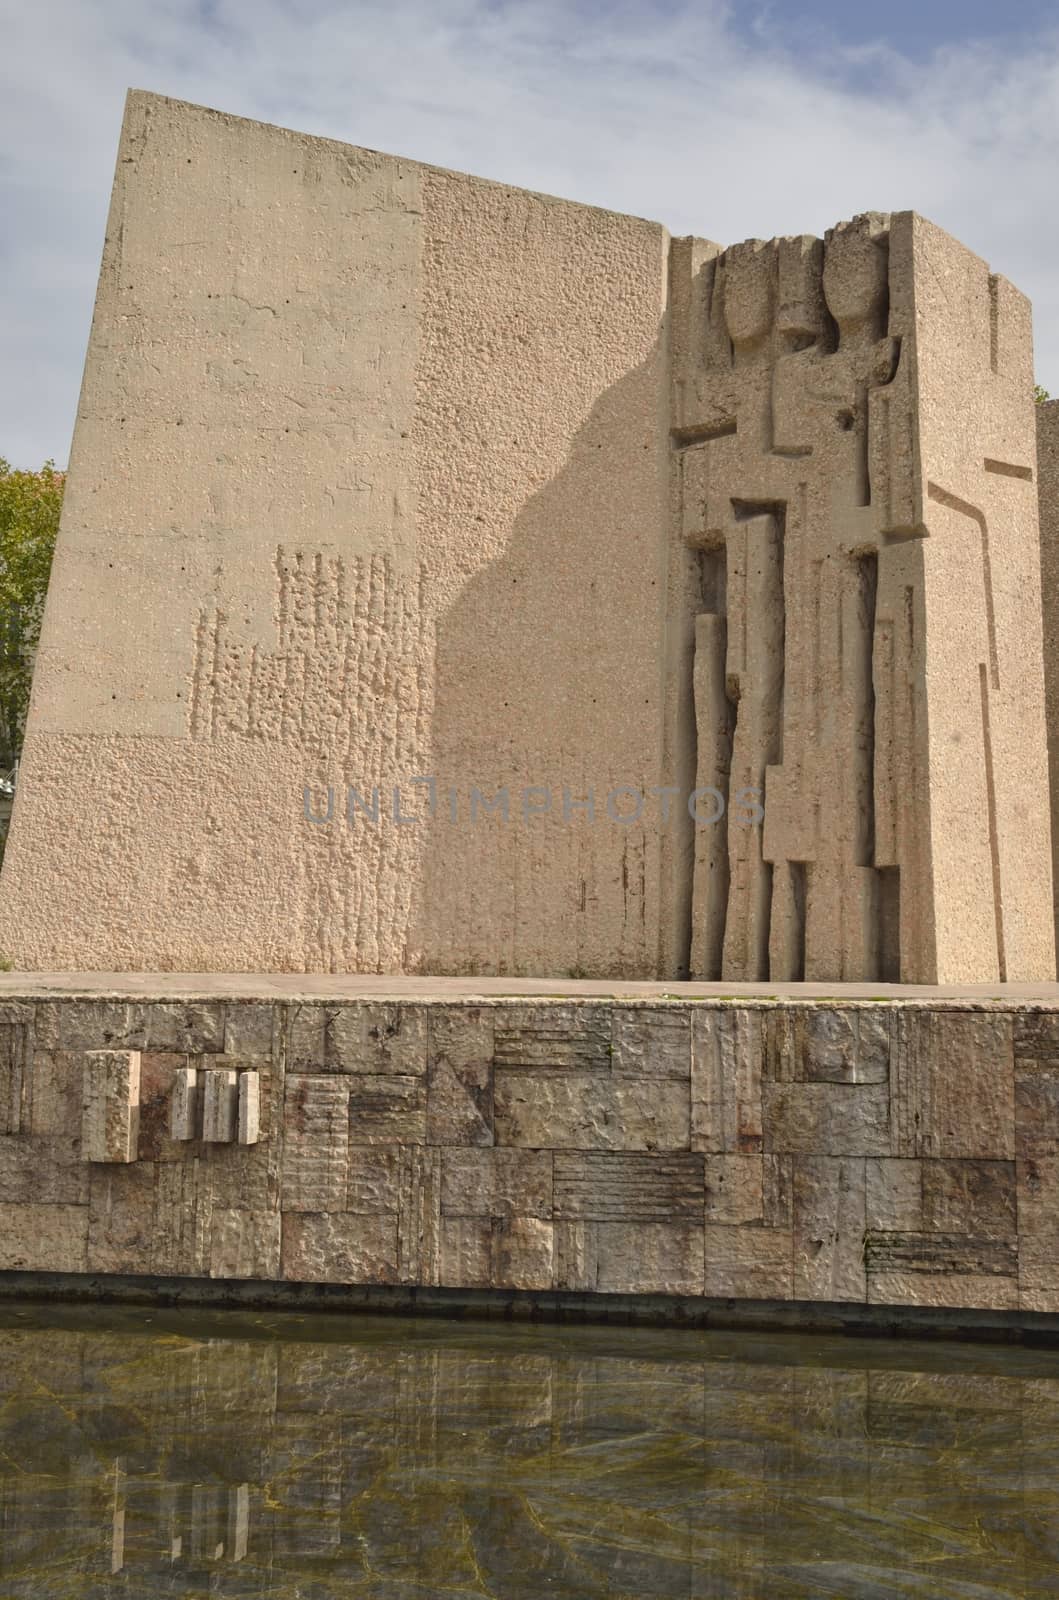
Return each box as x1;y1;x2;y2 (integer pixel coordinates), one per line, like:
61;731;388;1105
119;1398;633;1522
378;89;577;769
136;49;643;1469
410;344;692;981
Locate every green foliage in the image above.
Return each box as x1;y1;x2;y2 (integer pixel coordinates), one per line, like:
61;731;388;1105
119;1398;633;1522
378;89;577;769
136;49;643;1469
0;458;64;769
1036;384;1052;405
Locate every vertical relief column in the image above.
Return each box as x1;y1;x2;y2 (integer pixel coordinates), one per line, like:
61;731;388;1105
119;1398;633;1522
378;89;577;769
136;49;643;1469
721;506;785;980
674;235;789;980
689;536;734;979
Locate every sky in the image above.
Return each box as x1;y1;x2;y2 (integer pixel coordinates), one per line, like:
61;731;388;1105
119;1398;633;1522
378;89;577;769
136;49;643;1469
3;0;1059;467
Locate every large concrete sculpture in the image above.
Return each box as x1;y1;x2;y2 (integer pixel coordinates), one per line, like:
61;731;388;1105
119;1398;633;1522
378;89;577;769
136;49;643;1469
0;91;1053;983
672;217;1053;983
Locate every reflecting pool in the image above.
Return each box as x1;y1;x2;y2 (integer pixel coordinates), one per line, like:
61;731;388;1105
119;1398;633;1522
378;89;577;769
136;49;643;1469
2;1302;1059;1596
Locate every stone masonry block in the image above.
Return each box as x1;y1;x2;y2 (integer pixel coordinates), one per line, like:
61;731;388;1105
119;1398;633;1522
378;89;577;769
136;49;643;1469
691;1008;765;1153
493;1005;611;1071
202;1068;239;1143
494;1071;690;1151
554;1152;704;1220
283;1077;349;1211
282;1212;397;1285
426;1006;494;1146
439;1216;555;1292
238;1072;261;1145
82;1050;140;1164
763;1082;890;1156
767;1007;892;1084
611;1007;691;1079
170;1065;200;1141
440;1149;553;1219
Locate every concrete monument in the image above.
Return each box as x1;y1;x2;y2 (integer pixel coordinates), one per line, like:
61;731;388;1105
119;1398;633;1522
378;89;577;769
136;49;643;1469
0;91;1053;983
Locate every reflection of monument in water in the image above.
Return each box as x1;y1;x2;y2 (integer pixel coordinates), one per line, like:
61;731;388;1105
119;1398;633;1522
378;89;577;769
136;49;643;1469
4;1317;1059;1596
0;89;1053;983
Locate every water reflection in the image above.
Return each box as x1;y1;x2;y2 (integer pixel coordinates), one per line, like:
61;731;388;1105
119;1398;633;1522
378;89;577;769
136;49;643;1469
2;1303;1059;1596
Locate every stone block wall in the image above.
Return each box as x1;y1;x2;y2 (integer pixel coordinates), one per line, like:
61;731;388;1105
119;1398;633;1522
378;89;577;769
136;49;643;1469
2;991;1058;1315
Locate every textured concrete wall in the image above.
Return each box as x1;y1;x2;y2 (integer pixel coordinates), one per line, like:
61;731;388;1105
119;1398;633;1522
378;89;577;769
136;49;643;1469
2;93;1053;983
0;91;673;976
2;990;1058;1314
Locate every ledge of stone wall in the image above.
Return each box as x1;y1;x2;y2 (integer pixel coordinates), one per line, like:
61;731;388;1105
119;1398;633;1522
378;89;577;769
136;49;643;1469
1;986;1057;1317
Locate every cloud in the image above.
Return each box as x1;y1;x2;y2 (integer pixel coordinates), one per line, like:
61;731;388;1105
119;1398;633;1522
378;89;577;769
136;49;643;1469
4;0;1059;465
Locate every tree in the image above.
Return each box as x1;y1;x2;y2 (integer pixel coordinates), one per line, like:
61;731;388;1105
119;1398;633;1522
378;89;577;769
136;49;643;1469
0;459;64;770
1036;385;1052;404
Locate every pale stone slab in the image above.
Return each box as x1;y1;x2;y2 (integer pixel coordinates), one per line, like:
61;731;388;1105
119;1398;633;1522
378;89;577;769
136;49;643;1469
347;1147;401;1214
82;1049;140;1164
238;1071;261;1146
348;1075;427;1144
767;1008;891;1084
1015;1067;1059;1156
0;1134;87;1205
327;1004;431;1075
703;1155;763;1225
865;1158;923;1231
554;1219;704;1295
87;1163;157;1274
202;1069;239;1143
170;1065;200;1141
869;1271;1019;1310
920;1159;1015;1236
27;1051;81;1138
0;1005;31;1135
396;1148;442;1285
223;1001;277;1059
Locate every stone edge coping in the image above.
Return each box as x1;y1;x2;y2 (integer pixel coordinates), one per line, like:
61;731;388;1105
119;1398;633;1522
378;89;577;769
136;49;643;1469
1;974;1059;1008
4;1271;1059;1352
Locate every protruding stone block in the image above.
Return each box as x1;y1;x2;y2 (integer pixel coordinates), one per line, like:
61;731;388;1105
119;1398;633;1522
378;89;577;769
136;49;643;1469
238;1072;261;1146
82;1050;140;1164
202;1069;239;1143
170;1066;200;1141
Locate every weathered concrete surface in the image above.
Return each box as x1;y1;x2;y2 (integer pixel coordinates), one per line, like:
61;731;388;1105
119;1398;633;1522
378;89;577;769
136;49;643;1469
0;93;1052;984
0;91;672;978
1;985;1059;1315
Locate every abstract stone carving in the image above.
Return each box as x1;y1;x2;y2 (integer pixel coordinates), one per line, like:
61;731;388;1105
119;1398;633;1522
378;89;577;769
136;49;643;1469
672;213;1054;982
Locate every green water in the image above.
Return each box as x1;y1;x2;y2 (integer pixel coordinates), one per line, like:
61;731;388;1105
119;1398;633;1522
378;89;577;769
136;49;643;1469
1;1304;1058;1597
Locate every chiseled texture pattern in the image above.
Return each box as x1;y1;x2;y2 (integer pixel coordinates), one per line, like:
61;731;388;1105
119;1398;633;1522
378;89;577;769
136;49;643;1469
3;992;1059;1315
